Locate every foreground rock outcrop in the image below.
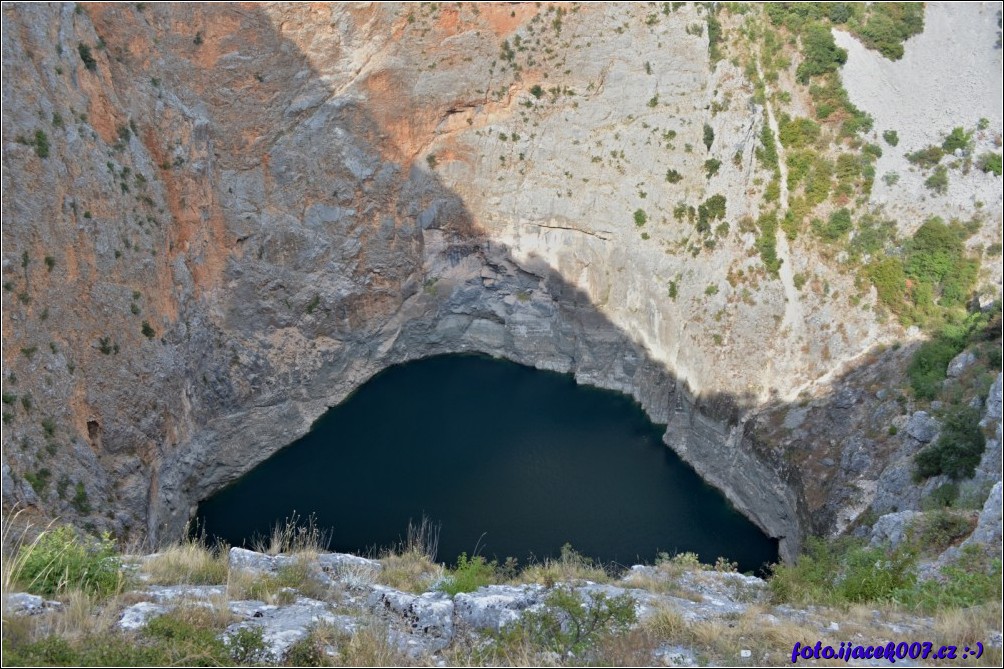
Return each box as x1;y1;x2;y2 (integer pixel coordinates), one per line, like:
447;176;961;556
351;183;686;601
9;543;999;666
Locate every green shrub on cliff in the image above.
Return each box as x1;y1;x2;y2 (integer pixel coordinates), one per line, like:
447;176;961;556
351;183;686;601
915;405;986;480
795;23;846;83
439;552;499;596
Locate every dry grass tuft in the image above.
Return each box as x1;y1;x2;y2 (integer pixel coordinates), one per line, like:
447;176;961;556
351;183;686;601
377;549;443;593
644;604;688;640
253;512;330;557
332;621;418;666
517;544;610;587
140;539;229;585
376;516;444;593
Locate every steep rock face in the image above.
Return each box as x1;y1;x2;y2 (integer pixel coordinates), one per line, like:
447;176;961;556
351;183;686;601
1;4;999;559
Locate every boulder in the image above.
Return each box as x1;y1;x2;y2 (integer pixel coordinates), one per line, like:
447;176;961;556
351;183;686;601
962;481;1003;549
119;601;170;630
4;592;62;616
316;552;382;587
868;511;921;549
229;547;295;574
454;584;544;632
906;411;940;443
224;596;350;663
366;585;454;650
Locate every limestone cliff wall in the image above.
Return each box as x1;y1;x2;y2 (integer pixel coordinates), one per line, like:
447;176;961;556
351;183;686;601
2;3;999;561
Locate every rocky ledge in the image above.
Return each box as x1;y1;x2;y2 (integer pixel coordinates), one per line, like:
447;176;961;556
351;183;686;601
8;543;1000;667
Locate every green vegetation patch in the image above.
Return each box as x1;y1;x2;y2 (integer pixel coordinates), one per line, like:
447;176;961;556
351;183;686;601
12;525;122;596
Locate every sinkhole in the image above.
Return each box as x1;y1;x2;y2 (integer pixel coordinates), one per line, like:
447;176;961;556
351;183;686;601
196;354;778;573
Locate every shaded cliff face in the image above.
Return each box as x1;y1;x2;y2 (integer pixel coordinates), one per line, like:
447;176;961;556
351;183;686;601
1;3;999;558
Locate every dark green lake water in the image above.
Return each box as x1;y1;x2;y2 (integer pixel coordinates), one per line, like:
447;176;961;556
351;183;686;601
196;354;777;572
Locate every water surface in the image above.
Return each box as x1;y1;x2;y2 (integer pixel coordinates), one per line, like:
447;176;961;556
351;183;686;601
197;354;777;572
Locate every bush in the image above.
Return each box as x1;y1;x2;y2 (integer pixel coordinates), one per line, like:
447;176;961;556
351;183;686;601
882;129;899;146
896;544;1001;611
978;152;1003;176
517;586;636;657
756;123;778;170
837;542;917;602
141;321;156;339
703;158;721;179
813;207;852;241
904;218;973;307
868;256;907;313
633;208;647;227
854;2;924;60
72;481;91;513
755;212;782;277
13;525;122;596
702;123;714;151
706;9;723;62
778;115;820;149
907;337;963;399
696;194;726;233
769;537;916;606
227;627;269;664
665;168;682;183
33;130;50;159
915;405;986;480
77;43;97;71
439;553;497;596
941;126;973;154
923;165;949;194
796;23;847;83
914;509;975;552
906;145;943;169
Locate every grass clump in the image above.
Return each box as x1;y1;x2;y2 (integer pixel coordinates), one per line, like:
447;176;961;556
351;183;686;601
377;517;443;593
252;512;329;556
10;525;123;597
141;537;229;585
519;543;609;587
